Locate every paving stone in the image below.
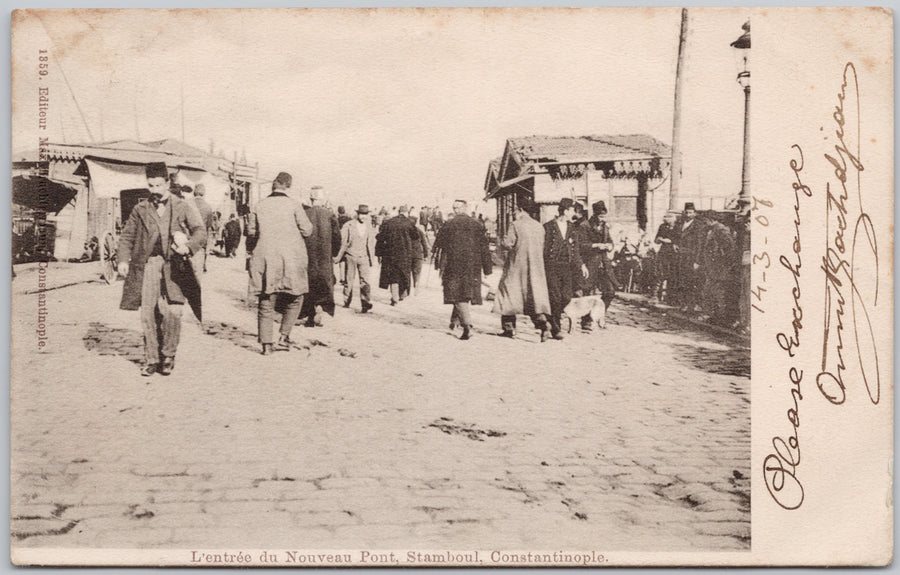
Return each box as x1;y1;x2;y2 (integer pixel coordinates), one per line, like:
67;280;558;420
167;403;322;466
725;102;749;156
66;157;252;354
11;258;750;552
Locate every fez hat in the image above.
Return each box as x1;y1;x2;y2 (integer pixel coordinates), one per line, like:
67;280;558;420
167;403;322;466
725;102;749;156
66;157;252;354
592;200;608;215
558;197;574;211
684;202;696;211
274;172;292;188
357;204;370;214
310;186;324;201
145;162;168;180
517;197;534;211
398;205;409;213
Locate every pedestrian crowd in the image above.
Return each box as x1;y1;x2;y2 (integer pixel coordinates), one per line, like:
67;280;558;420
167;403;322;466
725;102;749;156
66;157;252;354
114;164;743;376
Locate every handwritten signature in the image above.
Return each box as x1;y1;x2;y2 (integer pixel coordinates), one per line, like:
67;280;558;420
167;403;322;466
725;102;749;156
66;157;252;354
764;61;882;512
764;146;810;510
817;62;880;406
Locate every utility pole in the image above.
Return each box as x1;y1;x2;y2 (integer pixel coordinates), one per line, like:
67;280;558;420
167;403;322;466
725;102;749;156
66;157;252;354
667;8;688;212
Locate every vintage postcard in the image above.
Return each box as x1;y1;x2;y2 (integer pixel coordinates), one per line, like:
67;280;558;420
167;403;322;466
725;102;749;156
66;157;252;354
9;7;892;566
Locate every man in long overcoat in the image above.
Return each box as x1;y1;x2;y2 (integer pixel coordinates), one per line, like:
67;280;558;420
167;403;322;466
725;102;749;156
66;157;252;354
544;197;588;339
491;199;551;340
431;199;492;340
376;205;418;305
699;219;736;325
673;202;706;312
118;162;206;376
300;187;341;326
246;172;314;354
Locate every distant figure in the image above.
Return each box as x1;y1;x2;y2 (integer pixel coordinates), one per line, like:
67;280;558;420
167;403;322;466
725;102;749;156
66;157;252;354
431;199;492;340
376;205;418;305
245;172;313;355
700;220;736;326
300;187;341;326
223;214;242;257
409;215;430;294
654;211;678;302
491;198;550;341
336;205;352;286
192;183;215;273
334;204;376;312
69;236;100;263
117;162;206;377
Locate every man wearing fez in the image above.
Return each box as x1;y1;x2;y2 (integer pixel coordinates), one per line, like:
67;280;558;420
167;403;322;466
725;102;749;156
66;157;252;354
246;172;314;355
334;204;377;312
674;202;706;311
431;199;492;340
376;204;418;305
117;162;206;376
581;200;618;330
492;197;551;341
543;197;588;339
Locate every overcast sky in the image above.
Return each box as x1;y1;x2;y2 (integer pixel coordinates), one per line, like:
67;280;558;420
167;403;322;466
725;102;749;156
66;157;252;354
14;8;750;209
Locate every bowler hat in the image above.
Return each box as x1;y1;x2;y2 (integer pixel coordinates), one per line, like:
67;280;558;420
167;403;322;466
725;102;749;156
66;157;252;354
357;204;370;214
558;197;574;211
592;200;608;215
145;162;168;180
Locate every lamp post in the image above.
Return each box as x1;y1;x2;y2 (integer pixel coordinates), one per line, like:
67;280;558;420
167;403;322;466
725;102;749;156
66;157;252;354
731;20;751;212
732;20;751;332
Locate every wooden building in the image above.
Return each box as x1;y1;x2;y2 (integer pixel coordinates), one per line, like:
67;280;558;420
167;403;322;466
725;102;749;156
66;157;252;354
12;139;258;261
484;135;671;238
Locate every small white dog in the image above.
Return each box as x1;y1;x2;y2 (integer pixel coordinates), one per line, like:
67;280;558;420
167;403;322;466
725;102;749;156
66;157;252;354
562;295;607;332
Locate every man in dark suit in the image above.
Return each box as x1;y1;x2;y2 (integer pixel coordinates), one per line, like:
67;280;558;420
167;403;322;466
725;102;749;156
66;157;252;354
431;199;492;340
674;202;706;312
117;162;206;376
580;200;618;330
544;197;588;339
376;205;418;305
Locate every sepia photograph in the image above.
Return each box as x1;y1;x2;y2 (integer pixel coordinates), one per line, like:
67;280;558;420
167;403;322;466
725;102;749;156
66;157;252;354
8;6;892;567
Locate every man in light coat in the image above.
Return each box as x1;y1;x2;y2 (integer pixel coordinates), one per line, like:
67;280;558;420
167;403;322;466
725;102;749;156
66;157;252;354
192;183;215;273
334;204;376;312
246;172;314;355
117;162;206;376
492;198;551;341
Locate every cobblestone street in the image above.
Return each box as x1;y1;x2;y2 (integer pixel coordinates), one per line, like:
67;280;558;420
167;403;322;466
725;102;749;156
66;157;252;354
11;254;750;553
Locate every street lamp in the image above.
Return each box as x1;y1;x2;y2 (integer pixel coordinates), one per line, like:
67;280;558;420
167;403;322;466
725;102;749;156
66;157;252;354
731;20;750;212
